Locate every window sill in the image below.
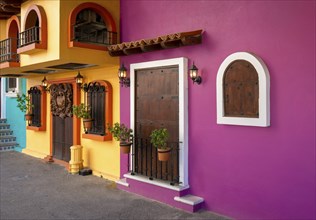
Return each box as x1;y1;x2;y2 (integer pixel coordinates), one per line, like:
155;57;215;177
123;173;189;192
5;92;19;98
82;133;112;141
27;126;46;131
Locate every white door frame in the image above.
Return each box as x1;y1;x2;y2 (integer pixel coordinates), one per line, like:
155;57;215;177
130;57;189;187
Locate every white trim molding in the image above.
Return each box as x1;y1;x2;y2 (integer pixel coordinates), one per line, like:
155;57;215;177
1;78;6;118
130;57;189;188
216;52;270;127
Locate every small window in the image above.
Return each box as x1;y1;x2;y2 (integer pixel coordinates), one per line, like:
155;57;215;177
217;52;270;127
82;80;112;141
5;78;20;97
7;78;17;92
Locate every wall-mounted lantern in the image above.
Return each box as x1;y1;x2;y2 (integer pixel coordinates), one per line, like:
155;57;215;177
42;76;48;91
189;62;202;85
75;71;84;85
118;63;130;87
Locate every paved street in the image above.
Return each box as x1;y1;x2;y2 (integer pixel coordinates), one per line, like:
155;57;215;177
0;152;229;220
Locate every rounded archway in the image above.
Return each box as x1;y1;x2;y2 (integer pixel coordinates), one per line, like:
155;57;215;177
19;4;47;50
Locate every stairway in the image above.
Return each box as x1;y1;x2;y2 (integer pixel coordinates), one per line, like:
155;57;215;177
0;119;19;152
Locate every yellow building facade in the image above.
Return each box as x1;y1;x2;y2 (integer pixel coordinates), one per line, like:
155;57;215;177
1;0;121;181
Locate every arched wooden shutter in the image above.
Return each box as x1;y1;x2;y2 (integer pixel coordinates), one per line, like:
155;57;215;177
223;60;259;118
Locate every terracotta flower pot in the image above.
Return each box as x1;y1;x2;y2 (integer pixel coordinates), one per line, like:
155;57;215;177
25;113;33;121
83;118;93;130
157;148;171;161
120;142;132;154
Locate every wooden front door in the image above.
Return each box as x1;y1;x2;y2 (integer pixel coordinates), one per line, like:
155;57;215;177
50;83;73;162
134;66;179;183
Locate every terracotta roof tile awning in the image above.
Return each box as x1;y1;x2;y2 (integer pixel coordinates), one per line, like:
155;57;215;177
107;29;203;57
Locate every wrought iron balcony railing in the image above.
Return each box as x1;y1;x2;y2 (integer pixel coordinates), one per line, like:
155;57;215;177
73;25;117;46
130;137;180;185
0;38;19;63
19;26;40;47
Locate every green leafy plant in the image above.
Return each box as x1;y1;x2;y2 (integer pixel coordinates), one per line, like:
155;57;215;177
108;122;133;143
150;128;169;150
72;103;91;119
16;93;33;114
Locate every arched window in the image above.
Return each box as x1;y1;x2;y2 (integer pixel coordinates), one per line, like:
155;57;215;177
217;52;270;127
68;3;117;51
18;4;47;54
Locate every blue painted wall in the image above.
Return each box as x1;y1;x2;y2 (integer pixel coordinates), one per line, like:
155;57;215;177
6;79;26;152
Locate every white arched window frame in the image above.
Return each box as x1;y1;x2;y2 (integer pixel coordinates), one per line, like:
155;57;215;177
216;52;270;127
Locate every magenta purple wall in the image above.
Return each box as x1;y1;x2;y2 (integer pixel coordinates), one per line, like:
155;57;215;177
119;1;315;219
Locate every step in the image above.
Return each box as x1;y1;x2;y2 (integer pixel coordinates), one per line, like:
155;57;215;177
116;178;130;187
0;142;19;147
0;145;16;151
0;130;13;136
0;124;10;130
0;135;16;143
174;194;204;212
0;142;18;152
0;119;7;124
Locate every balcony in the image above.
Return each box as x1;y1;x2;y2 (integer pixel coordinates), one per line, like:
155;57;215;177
0;38;20;68
17;26;47;54
19;26;40;47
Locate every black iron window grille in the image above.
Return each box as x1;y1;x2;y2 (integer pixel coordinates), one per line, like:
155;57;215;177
84;82;106;135
19;26;40;48
131;137;180;185
28;86;41;127
0;38;19;63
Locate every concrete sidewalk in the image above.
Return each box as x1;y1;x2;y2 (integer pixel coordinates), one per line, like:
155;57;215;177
0;152;229;220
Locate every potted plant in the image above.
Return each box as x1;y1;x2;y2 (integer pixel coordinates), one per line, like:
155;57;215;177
150;128;171;161
16;93;34;121
108;122;133;154
72;103;93;131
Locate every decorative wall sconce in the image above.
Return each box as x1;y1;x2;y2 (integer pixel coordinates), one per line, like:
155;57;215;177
75;73;100;93
41;76;51;92
41;76;48;88
189;62;202;85
75;71;83;85
118;63;130;87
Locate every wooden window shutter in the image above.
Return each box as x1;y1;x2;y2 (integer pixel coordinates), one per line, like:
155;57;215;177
223;60;259;118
